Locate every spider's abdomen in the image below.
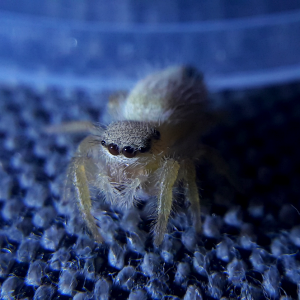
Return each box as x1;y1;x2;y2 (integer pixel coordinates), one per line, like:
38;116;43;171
123;66;207;123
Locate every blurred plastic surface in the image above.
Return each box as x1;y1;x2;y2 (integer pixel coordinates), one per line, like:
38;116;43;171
0;0;300;91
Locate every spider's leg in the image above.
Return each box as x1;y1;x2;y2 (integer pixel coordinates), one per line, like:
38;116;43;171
183;160;202;232
154;158;180;246
70;157;104;243
197;145;243;193
44;121;105;137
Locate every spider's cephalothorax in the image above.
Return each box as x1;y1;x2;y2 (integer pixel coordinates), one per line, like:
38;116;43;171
68;66;214;245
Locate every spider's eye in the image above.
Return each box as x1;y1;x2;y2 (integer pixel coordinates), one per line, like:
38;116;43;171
122;146;136;158
101;140;106;146
139;146;150;153
153;129;160;140
108;143;119;155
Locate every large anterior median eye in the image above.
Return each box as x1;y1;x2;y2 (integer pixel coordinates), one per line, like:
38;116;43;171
108;143;120;155
122;146;136;158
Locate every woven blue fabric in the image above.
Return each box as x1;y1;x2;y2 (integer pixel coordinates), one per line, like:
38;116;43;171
0;81;299;299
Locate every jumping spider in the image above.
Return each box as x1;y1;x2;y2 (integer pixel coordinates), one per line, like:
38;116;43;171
65;66;224;246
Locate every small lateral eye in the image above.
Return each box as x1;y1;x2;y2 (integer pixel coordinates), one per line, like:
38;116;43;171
122;146;136;158
101;140;106;146
139;146;150;153
108;143;119;155
153;129;160;140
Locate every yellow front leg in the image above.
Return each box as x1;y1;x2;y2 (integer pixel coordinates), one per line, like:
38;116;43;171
72;160;103;243
183;160;202;232
154;159;180;246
